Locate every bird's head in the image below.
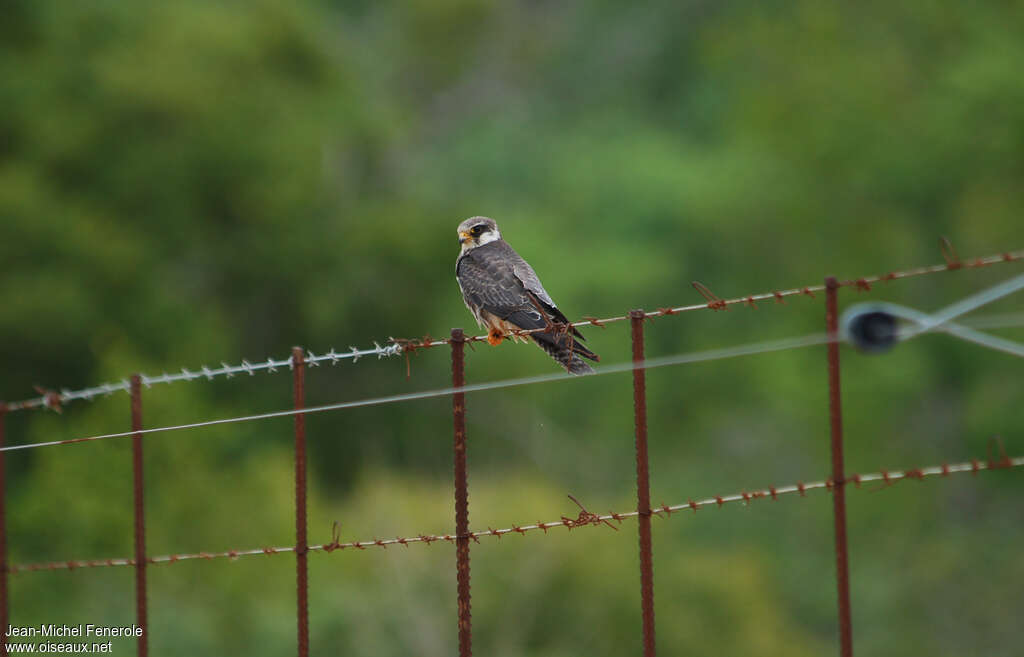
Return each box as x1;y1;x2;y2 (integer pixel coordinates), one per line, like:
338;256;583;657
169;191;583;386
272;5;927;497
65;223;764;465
457;216;501;252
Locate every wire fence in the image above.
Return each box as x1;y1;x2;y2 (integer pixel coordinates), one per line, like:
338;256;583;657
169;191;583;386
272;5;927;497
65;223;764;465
7;453;1019;572
7;248;1021;414
1;245;1023;657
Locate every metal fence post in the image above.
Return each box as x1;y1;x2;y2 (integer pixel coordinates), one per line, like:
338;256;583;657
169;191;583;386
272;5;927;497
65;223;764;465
629;310;656;657
292;347;310;657
825;278;853;657
129;377;148;657
450;328;471;657
0;403;8;657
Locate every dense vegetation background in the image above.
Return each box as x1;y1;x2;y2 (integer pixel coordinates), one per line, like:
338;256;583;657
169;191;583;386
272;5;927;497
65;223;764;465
2;1;1022;655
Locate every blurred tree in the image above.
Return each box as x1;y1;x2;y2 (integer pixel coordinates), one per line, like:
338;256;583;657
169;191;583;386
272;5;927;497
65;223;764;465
2;0;1023;655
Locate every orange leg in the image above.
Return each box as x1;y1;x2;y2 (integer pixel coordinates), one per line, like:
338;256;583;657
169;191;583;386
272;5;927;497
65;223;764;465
487;327;504;346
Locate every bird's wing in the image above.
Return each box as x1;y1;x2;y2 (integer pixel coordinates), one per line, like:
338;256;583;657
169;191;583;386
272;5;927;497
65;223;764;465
505;249;597;360
509;251;586;339
457;250;546;330
509;258;555;307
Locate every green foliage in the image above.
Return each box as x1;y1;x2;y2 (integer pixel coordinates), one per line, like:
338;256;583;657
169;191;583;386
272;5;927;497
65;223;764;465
2;0;1023;654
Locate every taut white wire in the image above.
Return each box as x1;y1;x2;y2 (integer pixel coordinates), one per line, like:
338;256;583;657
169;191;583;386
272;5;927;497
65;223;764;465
956;311;1024;331
907;273;1024;335
7;249;1021;413
0;332;832;452
844;272;1024;358
5;272;1024;452
877;303;1024;358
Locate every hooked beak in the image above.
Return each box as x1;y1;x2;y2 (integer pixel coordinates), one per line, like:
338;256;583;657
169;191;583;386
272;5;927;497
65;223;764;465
458;231;471;244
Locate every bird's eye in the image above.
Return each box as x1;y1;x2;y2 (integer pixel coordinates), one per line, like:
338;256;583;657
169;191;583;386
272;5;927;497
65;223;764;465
471;225;485;236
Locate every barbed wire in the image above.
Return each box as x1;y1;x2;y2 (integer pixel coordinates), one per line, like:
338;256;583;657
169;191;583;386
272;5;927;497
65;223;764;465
8;452;1019;573
3;342;406;413
5;247;1021;414
5;266;1024;454
0;332;834;452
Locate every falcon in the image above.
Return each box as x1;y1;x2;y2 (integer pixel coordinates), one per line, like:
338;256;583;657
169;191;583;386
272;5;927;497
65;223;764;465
455;216;599;375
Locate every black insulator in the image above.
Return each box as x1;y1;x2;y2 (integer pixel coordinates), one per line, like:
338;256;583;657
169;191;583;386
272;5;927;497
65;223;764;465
845;309;898;353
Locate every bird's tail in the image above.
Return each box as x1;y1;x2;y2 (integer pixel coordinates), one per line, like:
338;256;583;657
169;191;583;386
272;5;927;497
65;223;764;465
531;332;599;375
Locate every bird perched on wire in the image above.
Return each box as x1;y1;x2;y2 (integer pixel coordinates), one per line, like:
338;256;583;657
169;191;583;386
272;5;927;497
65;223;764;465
455;216;599;375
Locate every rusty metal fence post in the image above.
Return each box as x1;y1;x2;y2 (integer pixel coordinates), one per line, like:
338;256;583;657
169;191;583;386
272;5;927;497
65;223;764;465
129;376;148;657
450;328;471;657
629;310;656;657
292;347;310;657
0;403;8;657
825;278;853;657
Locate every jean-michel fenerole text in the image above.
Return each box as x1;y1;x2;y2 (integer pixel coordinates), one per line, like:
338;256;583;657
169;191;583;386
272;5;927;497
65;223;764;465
6;624;143;638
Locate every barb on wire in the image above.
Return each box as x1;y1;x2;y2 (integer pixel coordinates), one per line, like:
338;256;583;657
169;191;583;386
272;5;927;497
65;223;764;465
564;494;619;531
692;281;728;311
940;236;961;269
5;248;1021;414
8;453;1020;573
